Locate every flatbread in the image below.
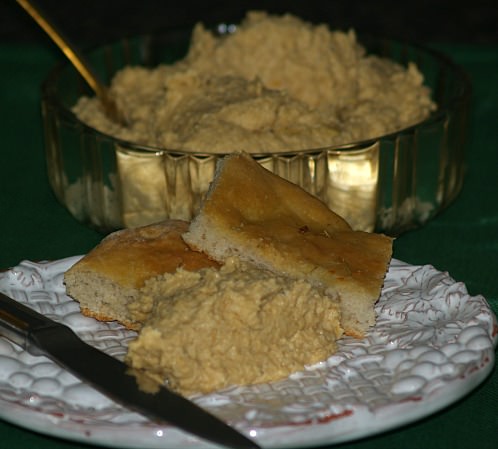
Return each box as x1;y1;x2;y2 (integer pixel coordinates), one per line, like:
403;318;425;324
183;152;393;337
64;219;219;329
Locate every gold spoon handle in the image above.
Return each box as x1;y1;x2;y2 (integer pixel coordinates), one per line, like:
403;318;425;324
16;0;126;125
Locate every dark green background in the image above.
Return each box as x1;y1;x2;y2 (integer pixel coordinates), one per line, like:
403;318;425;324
1;5;497;448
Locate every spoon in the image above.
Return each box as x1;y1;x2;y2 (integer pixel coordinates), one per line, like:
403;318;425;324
17;0;128;126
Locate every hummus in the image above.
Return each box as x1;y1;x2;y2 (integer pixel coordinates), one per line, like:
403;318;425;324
73;11;435;153
125;257;342;395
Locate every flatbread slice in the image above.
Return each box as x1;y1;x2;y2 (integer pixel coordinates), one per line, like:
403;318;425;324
183;152;393;337
64;219;219;329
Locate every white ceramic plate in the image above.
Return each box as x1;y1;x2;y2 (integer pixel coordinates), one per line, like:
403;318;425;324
0;257;495;449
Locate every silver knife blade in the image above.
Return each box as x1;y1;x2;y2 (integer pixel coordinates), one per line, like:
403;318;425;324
0;292;261;449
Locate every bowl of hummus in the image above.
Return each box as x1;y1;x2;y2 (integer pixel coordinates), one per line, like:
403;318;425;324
41;11;470;234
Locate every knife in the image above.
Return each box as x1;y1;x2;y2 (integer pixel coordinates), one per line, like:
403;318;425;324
0;292;261;449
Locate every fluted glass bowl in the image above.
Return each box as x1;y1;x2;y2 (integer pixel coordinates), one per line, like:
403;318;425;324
41;27;471;235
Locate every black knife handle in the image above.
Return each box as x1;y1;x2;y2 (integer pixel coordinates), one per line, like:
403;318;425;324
0;291;59;354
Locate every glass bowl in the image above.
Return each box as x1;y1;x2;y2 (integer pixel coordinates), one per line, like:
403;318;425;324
41;26;471;235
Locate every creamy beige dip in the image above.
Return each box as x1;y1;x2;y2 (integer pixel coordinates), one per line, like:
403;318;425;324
125;257;342;395
73;11;435;153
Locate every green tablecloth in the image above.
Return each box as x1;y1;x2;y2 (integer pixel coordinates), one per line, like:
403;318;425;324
0;42;497;449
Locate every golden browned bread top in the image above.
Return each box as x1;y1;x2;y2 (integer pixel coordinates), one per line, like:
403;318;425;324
184;152;393;302
68;220;219;289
